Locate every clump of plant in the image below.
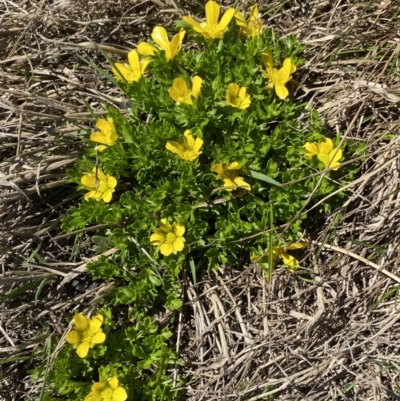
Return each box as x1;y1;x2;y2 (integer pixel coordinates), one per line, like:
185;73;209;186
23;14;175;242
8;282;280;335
42;2;361;400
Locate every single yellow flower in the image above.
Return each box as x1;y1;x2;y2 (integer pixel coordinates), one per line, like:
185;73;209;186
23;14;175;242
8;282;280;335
150;219;185;257
234;4;262;37
261;48;296;100
84;376;127;401
166;130;203;161
304;138;343;171
66;314;106;359
251;242;308;272
137;26;185;61
271;242;309;268
226;83;251;109
183;0;236;40
81;167;117;203
112;50;150;83
169;76;202;105
211;162;251;191
90;117;119;152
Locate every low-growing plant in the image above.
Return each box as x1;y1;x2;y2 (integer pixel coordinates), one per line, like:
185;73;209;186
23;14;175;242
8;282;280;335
41;2;362;400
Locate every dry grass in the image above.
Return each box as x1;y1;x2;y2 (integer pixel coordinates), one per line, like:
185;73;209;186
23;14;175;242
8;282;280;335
1;0;400;400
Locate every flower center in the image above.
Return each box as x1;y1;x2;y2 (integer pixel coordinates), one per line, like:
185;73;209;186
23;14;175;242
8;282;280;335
318;153;331;166
165;232;177;243
81;330;95;342
100;388;113;401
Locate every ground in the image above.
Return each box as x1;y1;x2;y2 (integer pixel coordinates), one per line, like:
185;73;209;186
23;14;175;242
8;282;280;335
1;0;400;400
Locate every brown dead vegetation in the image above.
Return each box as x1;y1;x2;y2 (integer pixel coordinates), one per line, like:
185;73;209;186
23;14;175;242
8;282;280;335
1;0;400;400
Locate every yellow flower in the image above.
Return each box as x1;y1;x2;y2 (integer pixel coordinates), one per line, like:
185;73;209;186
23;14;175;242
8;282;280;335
81;167;117;203
226;83;251;109
251;242;308;272
271;242;308;268
166;130;203;161
66;314;106;359
112;50;150;83
211;162;251;191
304;138;343;171
150;219;186;257
84;376;127;401
90;118;119;152
137;26;185;61
169;76;202;105
234;4;262;37
183;0;236;40
261;48;296;100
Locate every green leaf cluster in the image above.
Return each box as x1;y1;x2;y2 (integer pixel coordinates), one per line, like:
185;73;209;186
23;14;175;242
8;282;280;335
45;4;362;401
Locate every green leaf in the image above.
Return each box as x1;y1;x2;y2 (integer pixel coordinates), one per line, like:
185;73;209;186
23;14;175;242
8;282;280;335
248;170;282;187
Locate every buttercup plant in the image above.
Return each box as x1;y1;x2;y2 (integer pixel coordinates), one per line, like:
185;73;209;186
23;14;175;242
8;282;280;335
51;2;361;400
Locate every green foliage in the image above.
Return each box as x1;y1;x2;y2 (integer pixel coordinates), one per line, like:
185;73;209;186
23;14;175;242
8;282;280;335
42;5;362;401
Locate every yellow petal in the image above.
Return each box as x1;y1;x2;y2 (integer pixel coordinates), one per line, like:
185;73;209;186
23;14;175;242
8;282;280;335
205;0;220;26
112;63;131;82
168;77;189;102
92;382;106;391
223;178;236;191
234;176;251;191
275;83;289;100
169;30;185;60
227;82;239;99
191;76;202;99
150;232;166;245
151;26;170;53
261;48;274;70
211;163;224;176
92;167;106;181
96;119;111;135
89;315;103;333
102;189;114;203
173;224;185;237
159;219;172;232
280;251;299;266
182;16;205;34
90;132;108;145
304;142;319;159
127;50;140;73
112;387;128;401
95;145;108;152
91;331;106;345
160;243;174;256
140;58;151;74
328;148;342;170
250;4;259;19
173;237;185;252
137;42;157;56
108;377;119;390
279;58;293;83
66;330;80;345
84;391;103;401
74;314;89;331
238;86;247;100
107;176;117;189
166;141;185;157
286;242;309;250
227;162;241;171
81;174;97;190
183;132;195;150
234;10;247;28
217;8;236;31
192;137;203;153
318;138;334;154
76;341;90;358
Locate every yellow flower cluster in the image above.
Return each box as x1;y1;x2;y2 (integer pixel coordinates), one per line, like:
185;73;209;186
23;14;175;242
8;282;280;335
78;0;344;260
66;314;128;400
